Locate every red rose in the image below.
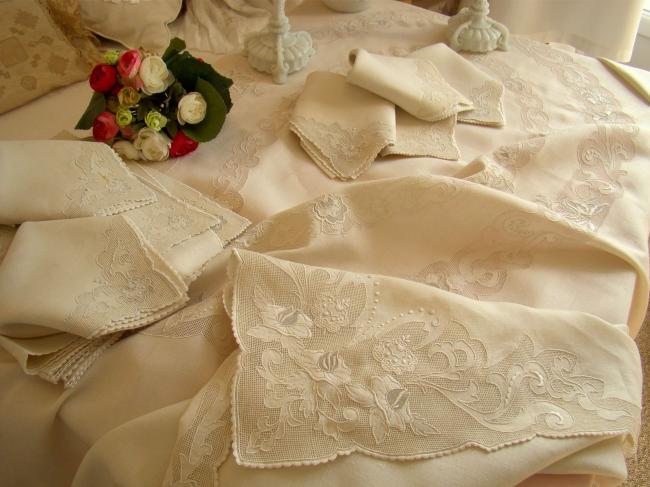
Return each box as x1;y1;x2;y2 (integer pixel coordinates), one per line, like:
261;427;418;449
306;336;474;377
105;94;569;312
92;111;119;142
170;130;199;158
89;64;118;93
117;50;142;79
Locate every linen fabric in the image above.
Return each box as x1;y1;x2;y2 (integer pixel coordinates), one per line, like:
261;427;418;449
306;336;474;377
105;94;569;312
598;58;650;105
410;43;506;126
0;140;249;386
79;0;182;51
289;71;396;180
0;1;648;486
380;109;460;159
170;0;304;55
347;48;473;122
0;141;156;224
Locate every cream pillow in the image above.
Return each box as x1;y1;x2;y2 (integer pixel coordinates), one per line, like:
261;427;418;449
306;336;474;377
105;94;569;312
0;0;92;114
79;0;183;51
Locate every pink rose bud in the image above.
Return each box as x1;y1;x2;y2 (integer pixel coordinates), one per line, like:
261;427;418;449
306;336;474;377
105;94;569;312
92;111;120;142
117;50;142;79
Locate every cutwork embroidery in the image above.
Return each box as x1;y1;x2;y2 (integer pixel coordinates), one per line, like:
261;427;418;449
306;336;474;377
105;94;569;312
469;52;551;135
162;354;237;487
460;79;505;127
381;112;459;160
141;294;239;351
65;217;187;338
536;124;635;232
466;159;515;193
513;38;635;125
412;59;471;121
290;116;394;180
63;145;155;217
231;251;639;467
311;194;354;236
415;211;563;299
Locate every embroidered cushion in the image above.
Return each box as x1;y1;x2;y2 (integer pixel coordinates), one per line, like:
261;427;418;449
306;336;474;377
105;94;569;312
79;0;182;51
0;0;93;114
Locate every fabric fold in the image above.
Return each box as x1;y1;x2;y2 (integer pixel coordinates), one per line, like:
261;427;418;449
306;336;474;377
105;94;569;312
227;249;641;468
0;141;156;224
380;109;460;160
348;48;474;122
410;44;506;127
290;71;396;181
0;140;251;386
599;57;650;105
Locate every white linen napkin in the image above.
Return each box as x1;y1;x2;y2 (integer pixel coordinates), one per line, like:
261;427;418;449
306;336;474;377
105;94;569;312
0;140;251;386
0;215;189;341
290;71;396;181
348;48;474;122
0;140;156;224
380;109;460;160
410;44;506;127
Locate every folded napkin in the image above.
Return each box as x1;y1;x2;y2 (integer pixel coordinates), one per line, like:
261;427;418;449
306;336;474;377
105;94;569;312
599;57;650;105
128;163;249;245
380;109;460;160
0;140;250;386
0;141;156;224
348;48;474;122
290;71;396;180
410;44;506;127
0;215;189;340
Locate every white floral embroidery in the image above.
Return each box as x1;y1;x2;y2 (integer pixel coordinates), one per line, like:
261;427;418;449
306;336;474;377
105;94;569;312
230;251;640;467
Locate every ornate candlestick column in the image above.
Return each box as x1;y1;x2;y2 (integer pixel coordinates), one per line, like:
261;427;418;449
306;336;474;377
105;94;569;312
447;0;509;53
245;0;315;84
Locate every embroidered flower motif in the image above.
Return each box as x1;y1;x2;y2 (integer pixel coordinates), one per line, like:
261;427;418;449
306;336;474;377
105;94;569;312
299;351;352;386
248;305;313;341
168;212;191;231
312;294;351;333
373;337;418;375
371;375;413;431
312;194;351;234
118;275;155;303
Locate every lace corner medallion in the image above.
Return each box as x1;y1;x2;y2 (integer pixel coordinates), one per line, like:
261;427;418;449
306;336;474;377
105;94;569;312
229;250;640;468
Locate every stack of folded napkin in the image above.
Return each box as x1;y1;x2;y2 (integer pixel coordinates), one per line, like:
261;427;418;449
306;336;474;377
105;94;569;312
290;43;505;180
0;141;249;387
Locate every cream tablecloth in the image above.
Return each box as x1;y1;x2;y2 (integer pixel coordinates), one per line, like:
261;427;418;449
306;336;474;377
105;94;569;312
0;1;649;486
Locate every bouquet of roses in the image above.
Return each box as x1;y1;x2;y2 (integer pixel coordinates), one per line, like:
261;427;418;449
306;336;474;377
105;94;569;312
75;38;233;162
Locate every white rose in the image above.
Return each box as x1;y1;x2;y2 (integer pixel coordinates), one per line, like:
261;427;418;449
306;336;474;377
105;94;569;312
112;140;142;161
139;55;174;95
134;128;170;162
177;92;207;125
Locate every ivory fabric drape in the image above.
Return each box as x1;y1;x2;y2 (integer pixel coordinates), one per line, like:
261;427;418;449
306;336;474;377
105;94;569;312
1;1;650;486
459;0;645;61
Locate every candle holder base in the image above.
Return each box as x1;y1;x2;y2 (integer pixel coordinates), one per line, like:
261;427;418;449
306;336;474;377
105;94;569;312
246;30;314;84
447;0;509;53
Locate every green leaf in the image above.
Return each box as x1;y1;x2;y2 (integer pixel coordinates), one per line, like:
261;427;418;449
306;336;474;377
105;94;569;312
75;92;106;130
162;37;186;63
181;77;227;143
165;119;178;138
167;54;233;112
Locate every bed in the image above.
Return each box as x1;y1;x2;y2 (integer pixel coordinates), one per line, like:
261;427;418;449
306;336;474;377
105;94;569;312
0;1;649;486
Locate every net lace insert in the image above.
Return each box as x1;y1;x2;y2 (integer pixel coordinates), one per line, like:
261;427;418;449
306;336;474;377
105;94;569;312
229;250;640;468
